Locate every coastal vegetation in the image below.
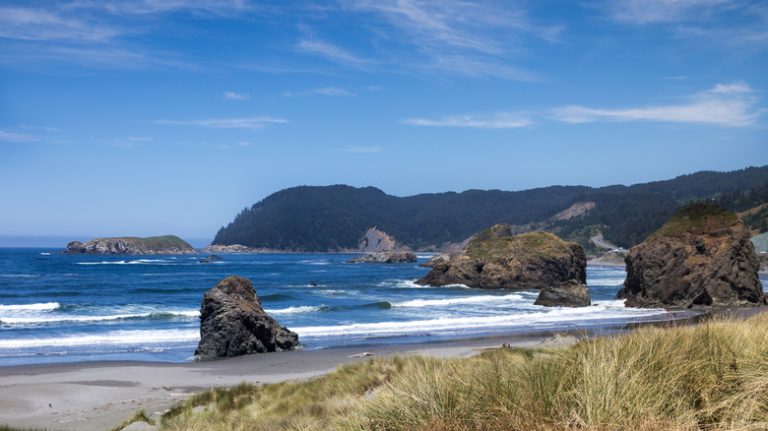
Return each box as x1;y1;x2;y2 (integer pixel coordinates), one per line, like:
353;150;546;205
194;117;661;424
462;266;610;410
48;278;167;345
160;313;768;430
212;166;768;251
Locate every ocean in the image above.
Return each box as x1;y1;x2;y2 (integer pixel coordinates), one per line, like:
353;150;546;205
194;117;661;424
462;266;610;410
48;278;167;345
1;248;765;367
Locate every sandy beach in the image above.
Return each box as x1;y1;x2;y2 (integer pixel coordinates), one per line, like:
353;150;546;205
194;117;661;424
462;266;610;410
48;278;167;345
0;308;718;431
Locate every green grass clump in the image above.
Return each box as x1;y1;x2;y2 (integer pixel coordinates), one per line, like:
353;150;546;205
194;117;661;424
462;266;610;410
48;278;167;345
466;227;575;261
654;203;739;238
159;313;768;431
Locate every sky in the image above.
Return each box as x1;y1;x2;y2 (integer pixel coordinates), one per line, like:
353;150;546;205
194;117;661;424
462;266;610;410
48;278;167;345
1;0;767;242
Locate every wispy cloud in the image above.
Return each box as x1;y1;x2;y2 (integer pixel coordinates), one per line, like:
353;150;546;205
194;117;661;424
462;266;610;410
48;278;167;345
296;39;373;68
552;82;760;126
0;44;194;70
403;113;533;129
607;0;729;24
340;0;559;80
0;130;39;143
0;6;120;41
282;86;354;97
224;91;249;100
604;0;768;48
155;116;287;129
340;146;382;153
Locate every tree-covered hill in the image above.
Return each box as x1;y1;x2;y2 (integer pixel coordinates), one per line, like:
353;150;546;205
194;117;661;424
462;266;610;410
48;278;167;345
212;166;768;251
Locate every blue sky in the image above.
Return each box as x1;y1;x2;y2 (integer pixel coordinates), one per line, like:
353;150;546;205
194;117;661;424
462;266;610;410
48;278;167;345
1;0;767;242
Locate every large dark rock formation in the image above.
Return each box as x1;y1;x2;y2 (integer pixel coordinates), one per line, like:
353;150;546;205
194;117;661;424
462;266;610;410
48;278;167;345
618;203;766;309
195;276;299;360
358;227;398;252
416;225;588;300
348;251;417;264
64;235;195;255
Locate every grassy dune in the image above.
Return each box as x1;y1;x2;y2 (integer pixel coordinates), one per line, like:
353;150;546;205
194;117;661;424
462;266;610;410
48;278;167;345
160;313;768;431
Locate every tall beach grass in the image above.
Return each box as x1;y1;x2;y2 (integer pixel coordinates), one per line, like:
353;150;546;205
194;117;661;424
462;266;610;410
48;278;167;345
161;312;768;431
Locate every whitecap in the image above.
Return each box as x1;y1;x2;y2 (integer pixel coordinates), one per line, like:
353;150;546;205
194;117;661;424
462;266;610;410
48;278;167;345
393;294;524;308
0;329;200;349
0;310;199;325
293;304;668;338
265;305;321;315
0;302;60;312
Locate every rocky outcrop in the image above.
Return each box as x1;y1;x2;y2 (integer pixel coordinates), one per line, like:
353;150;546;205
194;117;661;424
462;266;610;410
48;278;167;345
195;276;299;360
618;203;766;309
358;227;398;252
349;251;417;264
535;284;591;307
420;253;451;268
203;244;259;253
199;254;222;264
64;235;195;255
417;225;588;298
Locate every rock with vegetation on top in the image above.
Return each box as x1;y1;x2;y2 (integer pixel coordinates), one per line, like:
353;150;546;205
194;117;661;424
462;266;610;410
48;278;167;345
64;235;195;255
195;276;299;360
618;203;766;309
416;224;588;299
349;251;417;264
358;227;398;252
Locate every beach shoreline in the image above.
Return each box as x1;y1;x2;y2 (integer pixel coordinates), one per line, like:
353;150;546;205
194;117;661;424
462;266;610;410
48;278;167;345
0;309;717;431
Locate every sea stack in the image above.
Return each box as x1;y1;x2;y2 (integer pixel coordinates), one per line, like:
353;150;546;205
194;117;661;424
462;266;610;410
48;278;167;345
358;227;398;252
195;276;299;360
348;251;417;264
64;235;195;255
618;203;766;309
417;225;589;305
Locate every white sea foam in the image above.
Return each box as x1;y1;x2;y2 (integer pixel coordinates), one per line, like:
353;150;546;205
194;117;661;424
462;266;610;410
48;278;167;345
299;259;331;266
380;279;472;289
588;277;626;286
0;310;199;324
0;329;200;349
0;274;39;278
293;304;667;338
0;302;60;312
77;259;175;266
39;252;51;256
393;294;524;308
265;305;321;315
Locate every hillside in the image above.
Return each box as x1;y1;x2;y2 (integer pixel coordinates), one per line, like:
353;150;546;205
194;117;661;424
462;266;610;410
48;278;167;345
212;166;768;252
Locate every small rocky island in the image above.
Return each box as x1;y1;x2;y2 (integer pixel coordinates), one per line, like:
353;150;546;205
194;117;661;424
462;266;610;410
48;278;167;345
195;276;300;360
349;227;416;264
349;251;417;264
417;224;590;307
618;203;766;309
64;235;195;255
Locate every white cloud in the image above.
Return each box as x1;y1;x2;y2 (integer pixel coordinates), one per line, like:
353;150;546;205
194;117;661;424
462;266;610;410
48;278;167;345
282;86;354;97
0;130;38;143
155;116;287;129
607;0;729;24
224;91;249;100
341;146;382;153
403;113;533;129
552;82;760;127
296;39;373;67
341;0;557;80
0;6;119;41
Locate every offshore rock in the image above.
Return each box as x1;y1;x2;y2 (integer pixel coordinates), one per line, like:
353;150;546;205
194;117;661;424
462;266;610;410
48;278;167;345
349;251;417;264
358;227;398;252
195;276;299;360
618;203;766;309
417;225;588;300
535;284;591;307
64;235;195;255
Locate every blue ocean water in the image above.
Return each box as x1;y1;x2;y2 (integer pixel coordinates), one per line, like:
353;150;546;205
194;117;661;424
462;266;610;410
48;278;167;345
1;248;765;366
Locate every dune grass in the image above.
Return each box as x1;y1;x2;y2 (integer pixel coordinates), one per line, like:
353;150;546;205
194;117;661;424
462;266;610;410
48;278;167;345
161;313;768;431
